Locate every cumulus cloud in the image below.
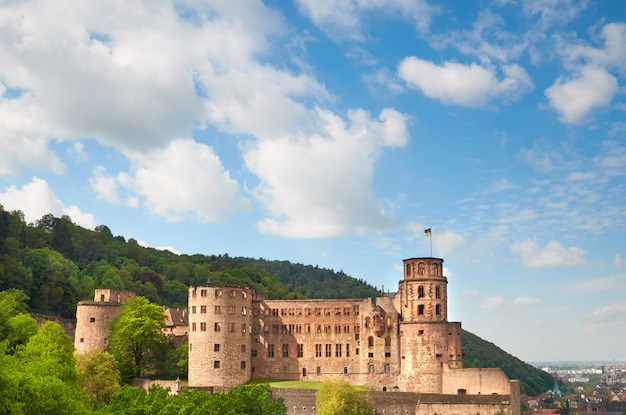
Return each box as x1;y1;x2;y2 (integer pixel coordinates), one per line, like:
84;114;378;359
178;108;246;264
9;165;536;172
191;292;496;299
544;66;618;123
245;108;409;238
397;58;533;107
295;0;436;41
90;139;249;223
0;177;96;228
511;239;586;268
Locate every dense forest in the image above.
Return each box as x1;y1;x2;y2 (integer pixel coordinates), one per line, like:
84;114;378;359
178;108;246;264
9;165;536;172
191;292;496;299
0;206;553;395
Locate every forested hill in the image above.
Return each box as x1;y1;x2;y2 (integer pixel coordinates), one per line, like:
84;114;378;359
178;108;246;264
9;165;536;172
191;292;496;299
462;329;554;396
0;208;552;395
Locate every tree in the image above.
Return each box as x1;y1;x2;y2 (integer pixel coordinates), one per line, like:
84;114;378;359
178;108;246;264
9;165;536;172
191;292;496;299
76;349;121;405
315;379;373;415
107;296;167;379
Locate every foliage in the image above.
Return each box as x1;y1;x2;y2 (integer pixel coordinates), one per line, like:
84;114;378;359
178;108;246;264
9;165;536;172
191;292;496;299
100;383;286;415
107;296;167;379
76;350;122;405
315;379;374;415
462;329;554;395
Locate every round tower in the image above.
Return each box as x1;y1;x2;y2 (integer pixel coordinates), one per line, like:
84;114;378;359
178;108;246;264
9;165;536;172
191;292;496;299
188;286;254;390
397;257;459;393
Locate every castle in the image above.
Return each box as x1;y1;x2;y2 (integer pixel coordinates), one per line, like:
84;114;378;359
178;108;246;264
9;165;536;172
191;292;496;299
75;256;520;415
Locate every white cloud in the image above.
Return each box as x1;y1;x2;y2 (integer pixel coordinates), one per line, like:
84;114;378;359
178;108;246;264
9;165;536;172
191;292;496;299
436;231;466;256
295;0;436;42
513;297;542;307
511;239;586;268
481;296;504;310
544;66;618;123
0;177;96;228
592;302;626;318
522;0;588;29
245;107;408;238
90;139;249;223
462;289;478;297
568;275;626;294
397;58;533;108
616;254;623;269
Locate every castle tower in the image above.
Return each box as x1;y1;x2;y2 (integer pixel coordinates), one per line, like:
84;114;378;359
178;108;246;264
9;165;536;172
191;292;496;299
188;286;254;390
396;257;462;393
74;289;135;353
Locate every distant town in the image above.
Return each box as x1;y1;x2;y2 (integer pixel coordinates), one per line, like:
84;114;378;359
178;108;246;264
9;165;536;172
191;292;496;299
528;361;626;415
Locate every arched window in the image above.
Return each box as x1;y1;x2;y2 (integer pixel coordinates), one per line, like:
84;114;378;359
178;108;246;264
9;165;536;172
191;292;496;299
432;263;439;275
368;336;374;347
384;336;391;348
418;263;425;275
418;285;425;298
406;263;411;276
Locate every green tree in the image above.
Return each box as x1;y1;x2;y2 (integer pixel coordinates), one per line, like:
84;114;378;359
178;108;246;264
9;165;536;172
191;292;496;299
76;349;121;405
315;379;373;415
108;296;167;379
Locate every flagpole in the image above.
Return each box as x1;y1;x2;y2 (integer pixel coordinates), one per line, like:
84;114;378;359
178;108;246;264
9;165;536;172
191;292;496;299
425;228;432;257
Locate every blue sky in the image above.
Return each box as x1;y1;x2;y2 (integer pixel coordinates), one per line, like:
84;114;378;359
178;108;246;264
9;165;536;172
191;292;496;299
1;0;625;363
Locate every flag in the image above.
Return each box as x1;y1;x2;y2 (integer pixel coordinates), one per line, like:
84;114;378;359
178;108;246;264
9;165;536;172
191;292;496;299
424;228;431;237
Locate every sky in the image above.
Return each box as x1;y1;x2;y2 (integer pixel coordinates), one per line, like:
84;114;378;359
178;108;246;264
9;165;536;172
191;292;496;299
1;0;625;363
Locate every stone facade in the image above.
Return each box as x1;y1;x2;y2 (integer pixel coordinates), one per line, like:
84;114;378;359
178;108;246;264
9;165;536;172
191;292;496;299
186;256;520;415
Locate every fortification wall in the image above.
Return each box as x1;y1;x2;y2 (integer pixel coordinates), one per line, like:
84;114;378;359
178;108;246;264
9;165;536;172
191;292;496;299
442;366;515;395
272;388;519;415
30;312;76;340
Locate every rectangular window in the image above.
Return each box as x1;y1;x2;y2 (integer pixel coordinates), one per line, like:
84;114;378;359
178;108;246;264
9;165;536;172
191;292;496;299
191;306;196;314
315;344;322;358
214;344;220;352
384;364;390;373
214;305;221;314
298;344;304;358
214;322;221;332
229;306;236;314
200;289;207;297
241;324;247;333
369;364;375;373
192;322;196;331
385;352;391;358
200;305;206;313
282;343;289;357
215;289;222;297
230;290;236;298
335;344;342;357
368;352;374;358
200;322;206;331
268;344;275;358
241;361;246;369
334;325;341;334
214;360;220;368
228;323;235;332
241;344;246;353
272;308;278;316
251;349;257;358
316;366;321;375
325;344;331;358
346;344;350;357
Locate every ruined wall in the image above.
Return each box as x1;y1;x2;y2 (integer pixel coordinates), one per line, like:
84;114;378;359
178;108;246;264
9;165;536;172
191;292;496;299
442;366;515;395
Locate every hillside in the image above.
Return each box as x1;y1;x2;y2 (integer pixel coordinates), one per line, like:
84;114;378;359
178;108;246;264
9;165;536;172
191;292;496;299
0;207;552;395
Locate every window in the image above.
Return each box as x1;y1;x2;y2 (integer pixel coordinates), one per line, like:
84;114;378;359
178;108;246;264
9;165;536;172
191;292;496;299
200;322;206;331
435;286;441;299
316;366;321;375
229;306;235;315
242;291;247;298
356;348;359;355
79;338;84;343
355;333;360;341
214;305;221;314
214;344;220;352
192;322;196;331
343;325;350;333
315;344;322;358
325;344;332;357
215;289;222;297
418;329;424;335
268;344;275;358
345;344;350;357
230;290;236;298
369;364;375;373
200;305;206;313
200;289;207;297
344;366;348;374
242;307;247;315
298;344;304;357
324;325;331;334
334;325;341;334
384;364;390;373
214;322;221;332
418;285;424;298
281;308;286;316
228;323;235;332
272;324;279;334
436;304;441;315
458;389;467;395
368;336;374;347
191;306;196;314
282;344;289;357
368;352;374;358
272;308;278;316
241;344;246;353
335;344;342;357
214;360;221;369
241;361;246;369
385;352;391;358
418;304;424;315
251;349;257;358
89;317;95;323
242;324;247;333
385;337;391;348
